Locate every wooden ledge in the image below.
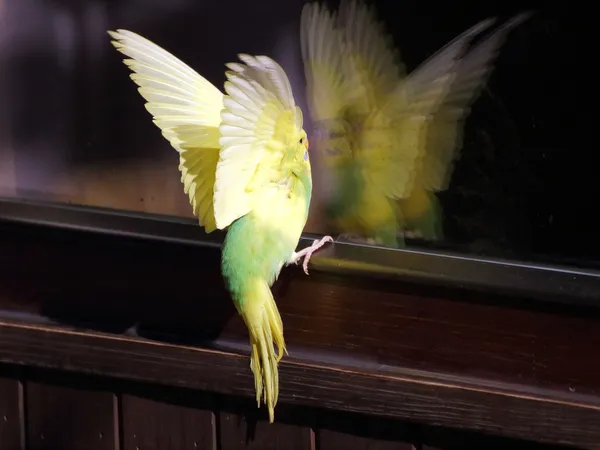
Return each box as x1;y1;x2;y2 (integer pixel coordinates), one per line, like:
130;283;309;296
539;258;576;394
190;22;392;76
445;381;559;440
0;319;598;449
1;199;600;448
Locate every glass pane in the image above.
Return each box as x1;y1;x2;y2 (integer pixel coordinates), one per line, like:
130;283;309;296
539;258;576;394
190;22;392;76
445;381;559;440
0;0;592;268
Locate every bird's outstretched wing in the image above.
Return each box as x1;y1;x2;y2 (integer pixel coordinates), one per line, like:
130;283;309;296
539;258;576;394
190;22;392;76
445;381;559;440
109;29;223;231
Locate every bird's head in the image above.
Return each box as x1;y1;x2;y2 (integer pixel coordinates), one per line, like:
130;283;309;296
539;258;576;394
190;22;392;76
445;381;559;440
288;107;312;181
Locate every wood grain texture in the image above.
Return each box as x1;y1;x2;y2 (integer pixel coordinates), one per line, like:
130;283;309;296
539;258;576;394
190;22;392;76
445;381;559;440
121;394;216;450
0;377;23;450
25;382;116;450
319;430;414;450
0;322;598;449
2;221;600;398
220;414;312;450
419;423;580;450
2;222;600;448
317;412;416;450
421;443;567;450
219;399;313;450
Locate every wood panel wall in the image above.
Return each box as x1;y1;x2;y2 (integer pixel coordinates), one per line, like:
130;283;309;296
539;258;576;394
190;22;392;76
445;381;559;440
0;373;572;450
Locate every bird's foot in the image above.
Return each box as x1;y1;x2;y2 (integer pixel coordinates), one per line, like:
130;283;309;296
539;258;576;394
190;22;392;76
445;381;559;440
290;235;334;275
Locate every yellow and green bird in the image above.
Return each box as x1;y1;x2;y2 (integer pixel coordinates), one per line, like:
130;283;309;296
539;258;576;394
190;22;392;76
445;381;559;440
108;29;333;422
300;0;531;247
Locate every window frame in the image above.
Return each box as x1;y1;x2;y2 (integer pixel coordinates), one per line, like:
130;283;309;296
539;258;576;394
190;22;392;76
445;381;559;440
1;196;599;307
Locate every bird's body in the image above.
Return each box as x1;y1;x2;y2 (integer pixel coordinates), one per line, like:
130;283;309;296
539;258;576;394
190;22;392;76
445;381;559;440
109;29;331;423
224;177;311;299
327;163;400;247
221;168;312;413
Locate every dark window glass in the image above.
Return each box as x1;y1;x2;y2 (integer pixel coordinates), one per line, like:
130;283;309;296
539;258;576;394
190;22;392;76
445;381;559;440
0;0;591;268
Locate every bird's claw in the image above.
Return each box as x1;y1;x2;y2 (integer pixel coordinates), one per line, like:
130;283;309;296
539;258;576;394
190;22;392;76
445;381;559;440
291;235;334;275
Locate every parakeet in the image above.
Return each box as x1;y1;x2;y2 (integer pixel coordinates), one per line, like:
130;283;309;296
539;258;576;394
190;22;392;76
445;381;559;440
300;0;531;247
108;29;333;422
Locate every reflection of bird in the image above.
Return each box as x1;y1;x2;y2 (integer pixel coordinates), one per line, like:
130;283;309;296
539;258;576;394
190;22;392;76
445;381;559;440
301;0;531;248
109;29;331;422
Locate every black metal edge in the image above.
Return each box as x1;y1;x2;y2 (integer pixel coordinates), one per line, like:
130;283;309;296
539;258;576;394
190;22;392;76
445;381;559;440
2;196;600;307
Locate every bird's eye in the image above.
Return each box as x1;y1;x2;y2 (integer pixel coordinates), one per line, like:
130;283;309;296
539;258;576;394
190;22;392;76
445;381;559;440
299;137;304;144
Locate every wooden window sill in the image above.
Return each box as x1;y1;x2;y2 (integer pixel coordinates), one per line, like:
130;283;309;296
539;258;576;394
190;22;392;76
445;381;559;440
1;198;599;449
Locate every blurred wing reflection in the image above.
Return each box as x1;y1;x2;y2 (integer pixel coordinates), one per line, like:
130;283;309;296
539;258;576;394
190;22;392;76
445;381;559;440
301;0;531;248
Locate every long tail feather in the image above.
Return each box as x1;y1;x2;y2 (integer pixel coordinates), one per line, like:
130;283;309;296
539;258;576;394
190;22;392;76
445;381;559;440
240;278;286;423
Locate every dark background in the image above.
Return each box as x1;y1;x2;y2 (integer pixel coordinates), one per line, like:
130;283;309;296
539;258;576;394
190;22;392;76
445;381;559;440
0;0;592;267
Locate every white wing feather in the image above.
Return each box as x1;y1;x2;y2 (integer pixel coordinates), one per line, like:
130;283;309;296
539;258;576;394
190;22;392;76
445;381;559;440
369;16;496;199
214;55;301;229
108;29;224;231
300;2;351;122
337;0;404;111
417;12;532;192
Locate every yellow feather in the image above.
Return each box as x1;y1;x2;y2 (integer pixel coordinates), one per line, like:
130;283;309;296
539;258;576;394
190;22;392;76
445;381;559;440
216;54;311;423
214;57;304;229
111;29;322;424
301;1;526;244
108;29;223;231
